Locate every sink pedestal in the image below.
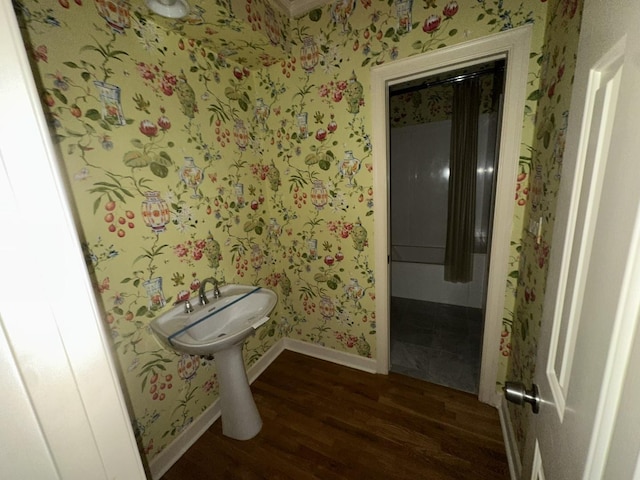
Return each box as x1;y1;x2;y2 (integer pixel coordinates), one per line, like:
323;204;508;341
214;341;262;440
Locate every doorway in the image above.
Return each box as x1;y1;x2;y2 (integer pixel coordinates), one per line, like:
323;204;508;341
371;25;532;406
388;61;505;394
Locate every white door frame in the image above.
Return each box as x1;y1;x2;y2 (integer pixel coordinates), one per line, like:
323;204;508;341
371;25;532;406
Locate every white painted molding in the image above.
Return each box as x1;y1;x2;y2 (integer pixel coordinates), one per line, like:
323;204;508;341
148;396;222;480
247;339;287;383
283;338;378;373
148;338;376;478
499;396;522;480
370;25;533;406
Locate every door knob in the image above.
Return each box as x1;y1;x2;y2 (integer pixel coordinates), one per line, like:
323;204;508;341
504;381;540;414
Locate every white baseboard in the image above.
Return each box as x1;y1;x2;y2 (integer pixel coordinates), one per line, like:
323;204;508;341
147;394;221;480
148;339;377;478
499;396;522;480
247;339;286;383
283;338;378;373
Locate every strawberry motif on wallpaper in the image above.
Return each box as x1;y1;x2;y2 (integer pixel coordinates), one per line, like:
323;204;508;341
16;0;563;463
243;0;291;51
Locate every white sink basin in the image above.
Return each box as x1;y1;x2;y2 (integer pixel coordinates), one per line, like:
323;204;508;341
151;283;277;440
150;284;277;356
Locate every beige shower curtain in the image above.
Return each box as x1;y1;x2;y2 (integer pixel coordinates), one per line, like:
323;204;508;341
444;78;481;283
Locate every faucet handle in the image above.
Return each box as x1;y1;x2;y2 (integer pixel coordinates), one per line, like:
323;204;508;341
175;298;194;313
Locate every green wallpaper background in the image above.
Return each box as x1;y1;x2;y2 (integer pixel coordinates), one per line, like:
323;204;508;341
14;0;581;465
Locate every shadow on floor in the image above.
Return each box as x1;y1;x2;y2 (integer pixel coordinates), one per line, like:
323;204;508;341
389;296;483;394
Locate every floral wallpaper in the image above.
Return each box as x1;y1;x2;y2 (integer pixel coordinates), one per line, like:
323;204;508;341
389;73;498;127
506;0;583;459
14;0;566;465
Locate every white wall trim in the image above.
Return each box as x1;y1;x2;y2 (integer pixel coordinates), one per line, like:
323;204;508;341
283;338;378;373
148;339;377;478
499;396;523;480
370;25;533;407
247;339;287;382
148;393;222;480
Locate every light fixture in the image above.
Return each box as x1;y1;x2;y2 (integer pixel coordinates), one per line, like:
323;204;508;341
145;0;190;18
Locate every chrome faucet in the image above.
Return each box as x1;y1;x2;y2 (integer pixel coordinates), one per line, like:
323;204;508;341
198;277;221;305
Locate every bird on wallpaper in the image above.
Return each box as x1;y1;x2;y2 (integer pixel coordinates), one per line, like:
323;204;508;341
175;70;197;119
331;0;357;32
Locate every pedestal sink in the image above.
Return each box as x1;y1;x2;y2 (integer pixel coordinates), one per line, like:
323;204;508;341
150;284;277;440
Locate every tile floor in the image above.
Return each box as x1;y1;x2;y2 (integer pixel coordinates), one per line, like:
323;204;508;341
389;296;483;394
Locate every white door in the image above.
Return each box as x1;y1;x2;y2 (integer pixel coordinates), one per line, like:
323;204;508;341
0;3;146;478
520;0;640;478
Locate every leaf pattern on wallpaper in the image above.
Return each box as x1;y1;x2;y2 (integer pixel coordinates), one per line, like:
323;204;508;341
13;0;565;462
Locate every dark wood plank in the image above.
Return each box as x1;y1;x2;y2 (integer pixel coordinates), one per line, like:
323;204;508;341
161;350;509;480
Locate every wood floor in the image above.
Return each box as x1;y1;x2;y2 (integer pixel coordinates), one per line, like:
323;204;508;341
161;350;510;480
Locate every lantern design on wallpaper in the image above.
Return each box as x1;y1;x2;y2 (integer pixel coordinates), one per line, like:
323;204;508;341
300;37;320;73
297;112;309;139
339;150;361;187
310;180;328;209
143;277;166;309
395;0;413;34
179;157;203;199
94;81;126;126
531;165;543;212
177;354;200;381
94;0;131;34
254;98;270;131
308;239;318;260
233;119;249;150
346;71;364;114
319;296;336;319
264;4;281;46
235;183;245;207
331;0;357;32
141;191;170;233
345;278;365;302
250;244;264;270
267;218;282;242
